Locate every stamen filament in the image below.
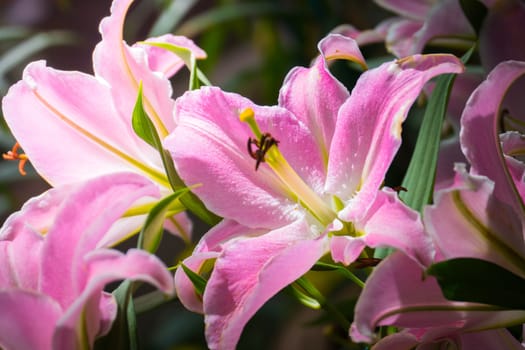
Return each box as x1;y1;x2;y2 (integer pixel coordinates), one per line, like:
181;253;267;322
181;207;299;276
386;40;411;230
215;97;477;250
3;143;28;176
240;108;337;226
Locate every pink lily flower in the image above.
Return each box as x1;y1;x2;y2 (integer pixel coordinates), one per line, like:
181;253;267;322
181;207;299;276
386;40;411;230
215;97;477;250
166;34;463;348
337;0;474;58
1;0;206;242
350;251;525;349
350;61;525;348
0;172;175;350
345;1;525;192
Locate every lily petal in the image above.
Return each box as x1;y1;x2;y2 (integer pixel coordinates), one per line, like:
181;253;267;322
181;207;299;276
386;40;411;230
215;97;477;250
501;132;525;201
327;54;463;219
2;61;166;186
138;35;206;77
334;188;433;266
479;0;525;71
40;172;159;308
409;0;473;55
165;87;325;228
0;291;62;350
460;60;525;213
424;164;525;277
278;34;352;167
203;218;328;349
54;248;174;350
373;328;524;350
350;252;525;343
375;0;434;20
93;0;204;137
174;220;262;313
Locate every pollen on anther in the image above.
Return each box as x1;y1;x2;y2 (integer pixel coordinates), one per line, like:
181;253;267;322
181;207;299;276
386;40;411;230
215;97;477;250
239;107;255;122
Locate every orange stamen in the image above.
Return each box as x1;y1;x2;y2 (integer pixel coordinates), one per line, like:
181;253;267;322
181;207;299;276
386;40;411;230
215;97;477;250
3;143;28;176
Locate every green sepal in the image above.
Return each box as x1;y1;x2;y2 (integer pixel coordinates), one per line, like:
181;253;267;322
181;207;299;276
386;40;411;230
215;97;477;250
140;41;210;90
94;280;137;350
132;84;221;226
180;263;207;296
285;284;321;309
137;188;191;253
427;258;525;309
460;0;488;36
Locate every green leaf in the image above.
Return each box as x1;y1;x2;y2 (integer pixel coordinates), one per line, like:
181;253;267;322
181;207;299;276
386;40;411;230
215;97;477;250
140;41;207;90
400;46;475;212
94;281;137;350
427;258;525;309
132;82;160;149
180;263;207;296
131;84;221;226
176;3;286;37
375;47;475;260
148;0;198;37
460;0;488;36
137;188;191;253
285;284;321;309
0;30;75;93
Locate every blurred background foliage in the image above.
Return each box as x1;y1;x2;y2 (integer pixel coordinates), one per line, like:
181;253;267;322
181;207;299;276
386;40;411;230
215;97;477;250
0;1;394;349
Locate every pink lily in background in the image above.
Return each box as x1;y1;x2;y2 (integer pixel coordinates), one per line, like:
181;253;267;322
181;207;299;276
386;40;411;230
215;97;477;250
350;251;525;349
460;60;525;213
339;0;525;191
0;172;175;350
2;0;206;242
167;33;463;349
350;61;525;349
338;0;474;58
343;0;525;62
350;165;525;349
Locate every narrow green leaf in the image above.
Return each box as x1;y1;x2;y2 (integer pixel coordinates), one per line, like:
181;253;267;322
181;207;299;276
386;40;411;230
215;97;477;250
180;263;207;296
148;0;198;37
427;258;525;309
400;46;475;212
399;74;457;212
137;188;190;253
176;3;287;37
460;0;488;36
140;41;207;90
0;30;75;77
94;281;137;350
132;82;159;149
285;284;321;309
131;84;221;226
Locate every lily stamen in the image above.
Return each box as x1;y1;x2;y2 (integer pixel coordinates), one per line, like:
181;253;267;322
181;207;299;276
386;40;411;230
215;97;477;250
3;142;28;176
239;108;337;226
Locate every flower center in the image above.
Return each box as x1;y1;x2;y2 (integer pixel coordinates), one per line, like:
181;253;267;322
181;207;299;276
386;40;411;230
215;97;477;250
240;108;337;226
